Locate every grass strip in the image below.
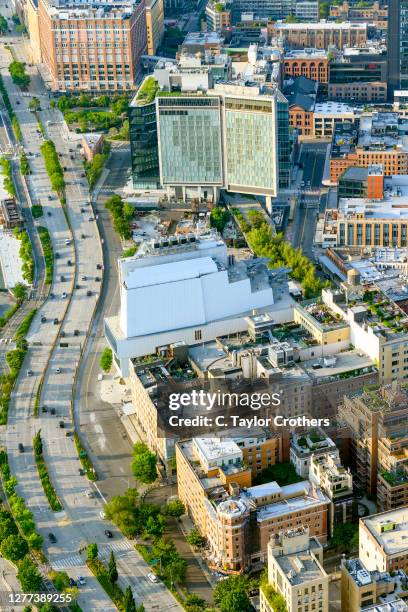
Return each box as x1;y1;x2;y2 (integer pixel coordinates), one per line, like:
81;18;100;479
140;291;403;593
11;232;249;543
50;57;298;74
87;558;124;610
14;308;36;341
33;431;62;512
73;433;97;481
37;226;53;284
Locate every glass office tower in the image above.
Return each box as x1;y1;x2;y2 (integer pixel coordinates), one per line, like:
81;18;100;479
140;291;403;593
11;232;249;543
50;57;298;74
388;0;408;97
157;97;223;186
129;100;160;189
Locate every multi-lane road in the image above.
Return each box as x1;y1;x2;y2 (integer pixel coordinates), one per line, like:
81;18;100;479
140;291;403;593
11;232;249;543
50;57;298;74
291;142;328;258
0;30;181;612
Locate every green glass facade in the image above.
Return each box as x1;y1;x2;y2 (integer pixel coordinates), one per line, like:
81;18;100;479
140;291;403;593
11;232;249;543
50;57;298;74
129;101;160;189
157;97;223;185
225;97;277;195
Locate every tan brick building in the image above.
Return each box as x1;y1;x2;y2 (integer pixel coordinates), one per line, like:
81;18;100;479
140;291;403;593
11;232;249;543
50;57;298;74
360;509;408;573
38;0;147;92
145;0;164;56
176;434;329;572
268;20;367;50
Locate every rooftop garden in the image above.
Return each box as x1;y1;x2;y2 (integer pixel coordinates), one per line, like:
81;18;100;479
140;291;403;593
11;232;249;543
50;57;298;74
137;77;160;105
303;301;342;327
380;468;408;486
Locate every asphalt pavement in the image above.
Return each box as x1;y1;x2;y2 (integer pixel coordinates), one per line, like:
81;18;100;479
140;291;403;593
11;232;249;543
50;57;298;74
0;34;182;612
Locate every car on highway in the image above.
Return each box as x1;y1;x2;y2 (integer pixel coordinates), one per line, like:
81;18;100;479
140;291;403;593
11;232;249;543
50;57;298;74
18;443;24;453
69;578;77;587
147;573;158;583
56;367;61;374
61;292;67;299
77;576;86;586
47;211;52;216
59;420;64;428
67;259;72;266
41;405;47;413
65;239;71;245
100;511;106;519
95;276;100;282
50;408;56;415
60;275;65;282
86;290;92;296
60;331;66;338
78;468;85;476
53;318;58;325
26;370;33;377
301;181;305;187
81;275;86;281
55;252;60;259
48;195;53;201
41;315;46;323
48;533;57;543
74;329;79;336
96;264;102;270
85;490;94;498
104;530;113;538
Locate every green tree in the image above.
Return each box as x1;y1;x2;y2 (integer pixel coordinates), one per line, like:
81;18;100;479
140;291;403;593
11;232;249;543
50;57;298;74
12;283;27;303
219;589;252;612
17;557;43;592
123;585;137;612
210;207;229;233
108;551;118;584
52;570;70;591
165;557;187;584
163;499;185;518
29;97;41;112
0;512;18;540
87;542;98;561
131;442;157;484
8;61;30;89
185;594;206;611
100;347;112;372
0;16;8;33
104;489;141;538
186;528;206;548
33;430;43;457
214;576;249;606
27;532;43;549
123;202;135;221
0;533;28;562
144;514;165;537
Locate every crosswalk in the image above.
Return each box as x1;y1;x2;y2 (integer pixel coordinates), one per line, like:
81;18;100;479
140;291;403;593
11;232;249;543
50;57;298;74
51;540;134;570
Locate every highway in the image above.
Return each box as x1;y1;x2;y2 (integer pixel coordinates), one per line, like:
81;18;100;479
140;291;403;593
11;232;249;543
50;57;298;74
0;32;182;612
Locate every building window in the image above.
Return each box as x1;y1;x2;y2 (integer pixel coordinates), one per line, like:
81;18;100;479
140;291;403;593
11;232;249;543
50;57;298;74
194;330;202;341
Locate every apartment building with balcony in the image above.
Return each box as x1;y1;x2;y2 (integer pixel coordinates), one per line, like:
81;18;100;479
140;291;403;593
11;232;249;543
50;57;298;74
290;429;337;478
205;0;231;31
176;434;330;571
38;0;147;92
338;384;408;506
261;527;329;612
309;451;354;532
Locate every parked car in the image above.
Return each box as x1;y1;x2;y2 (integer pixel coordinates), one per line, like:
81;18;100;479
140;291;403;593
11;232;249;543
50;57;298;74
59;420;64;428
18;443;24;453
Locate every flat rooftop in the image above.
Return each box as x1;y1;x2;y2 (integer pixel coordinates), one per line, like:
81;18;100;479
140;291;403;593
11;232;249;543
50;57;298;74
362;508;408;556
194;437;241;463
275;550;325;586
274;19;367;29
